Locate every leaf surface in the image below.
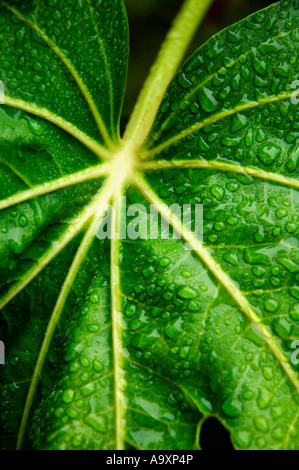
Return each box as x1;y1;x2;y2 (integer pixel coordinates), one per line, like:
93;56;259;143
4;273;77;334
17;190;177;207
0;0;298;451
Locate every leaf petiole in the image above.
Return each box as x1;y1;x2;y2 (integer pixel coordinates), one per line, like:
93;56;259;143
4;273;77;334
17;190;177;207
123;0;215;149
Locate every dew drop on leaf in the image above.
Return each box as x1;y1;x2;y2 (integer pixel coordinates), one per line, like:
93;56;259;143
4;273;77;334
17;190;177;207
257;142;281;166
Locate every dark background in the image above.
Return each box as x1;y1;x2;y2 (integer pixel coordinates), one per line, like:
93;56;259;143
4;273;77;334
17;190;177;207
122;0;278;131
123;0;277;449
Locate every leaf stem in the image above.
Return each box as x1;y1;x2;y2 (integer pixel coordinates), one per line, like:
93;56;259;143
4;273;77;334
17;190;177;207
123;0;214;148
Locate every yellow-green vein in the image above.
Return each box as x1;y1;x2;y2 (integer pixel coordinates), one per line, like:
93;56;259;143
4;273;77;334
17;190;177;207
4;96;110;160
138;159;299;189
0;157;34;189
142;91;296;159
110;189;125;450
0;162;112;211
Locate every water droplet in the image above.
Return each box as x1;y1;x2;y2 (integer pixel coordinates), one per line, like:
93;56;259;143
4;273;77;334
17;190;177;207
90;293;99;304
230;113;248;133
197;86;219;112
92;359;104;372
81;383;96;397
84;414;107;433
151;307;162;317
177;285;198;299
18;215;28;227
234;429;253;448
272;426;284;440
252;266;266;277
223;252;238;266
222;397;242;418
243;389;254;400
210;184;224;201
264;299;280;313
27;116;44;136
290;304;299;321
125;303;137;318
72;434;84;448
160;257;171;267
273;317;293;338
253;415;269;432
257;142;281;166
226;182;240;192
62;389;74;404
177;72;193;89
244;324;265;347
142;266;155;279
257;387;272;409
262;366;274;381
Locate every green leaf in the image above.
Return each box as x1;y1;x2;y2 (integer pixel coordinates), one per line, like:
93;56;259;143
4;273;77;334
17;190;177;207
0;0;298;451
0;0;128;147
